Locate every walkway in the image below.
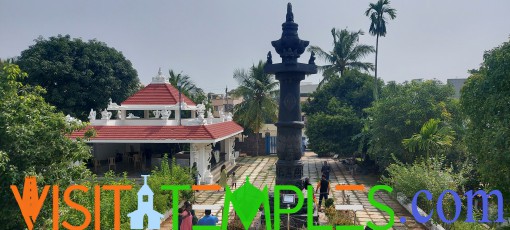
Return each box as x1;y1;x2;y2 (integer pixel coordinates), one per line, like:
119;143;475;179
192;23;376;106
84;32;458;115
161;153;424;229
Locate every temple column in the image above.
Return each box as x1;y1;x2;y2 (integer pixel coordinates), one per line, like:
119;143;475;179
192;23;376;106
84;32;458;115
224;137;236;166
120;110;126;120
175;110;181;122
190;143;213;184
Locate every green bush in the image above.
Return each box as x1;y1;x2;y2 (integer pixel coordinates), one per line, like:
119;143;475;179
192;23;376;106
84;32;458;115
381;156;468;225
61;172;139;230
149;154;194;213
324;207;354;226
61;154;193;229
324;198;335;208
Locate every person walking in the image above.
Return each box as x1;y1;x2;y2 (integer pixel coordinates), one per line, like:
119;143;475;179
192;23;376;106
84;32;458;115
230;171;237;189
197;209;219;226
321;161;331;180
219;165;227;191
315;174;331;211
179;201;193;230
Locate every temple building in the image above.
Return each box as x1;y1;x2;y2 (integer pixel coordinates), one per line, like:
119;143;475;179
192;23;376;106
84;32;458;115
70;69;243;184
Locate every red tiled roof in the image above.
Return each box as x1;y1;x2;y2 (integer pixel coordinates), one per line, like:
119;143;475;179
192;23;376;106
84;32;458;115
70;121;243;141
122;83;196;106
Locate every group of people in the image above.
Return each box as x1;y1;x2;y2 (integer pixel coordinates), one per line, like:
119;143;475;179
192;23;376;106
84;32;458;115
178;201;219;229
301;161;332;211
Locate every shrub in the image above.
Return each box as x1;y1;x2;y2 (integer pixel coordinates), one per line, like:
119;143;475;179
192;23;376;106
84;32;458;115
381;156;468;226
325;198;335;208
149;154;194;214
324;206;355;226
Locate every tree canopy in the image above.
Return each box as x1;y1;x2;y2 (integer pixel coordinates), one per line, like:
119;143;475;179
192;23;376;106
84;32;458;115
307;28;374;87
461;38;510;200
0;64;92;228
17;35;141;120
232;61;278;154
303;70;379;157
365;0;397;100
168;69;207;105
366;80;455;168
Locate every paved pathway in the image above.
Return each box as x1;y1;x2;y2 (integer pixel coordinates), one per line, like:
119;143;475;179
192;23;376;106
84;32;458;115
161;153;424;229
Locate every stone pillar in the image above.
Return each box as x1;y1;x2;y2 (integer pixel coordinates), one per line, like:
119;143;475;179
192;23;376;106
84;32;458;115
264;3;317;186
175;110;180;121
190;143;213;184
224;137;236;165
120;110;126;120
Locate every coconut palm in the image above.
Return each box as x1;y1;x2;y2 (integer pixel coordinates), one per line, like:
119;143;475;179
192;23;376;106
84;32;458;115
366;0;397;99
307;28;375;87
168;69;207;104
232;61;279;155
402;119;455;160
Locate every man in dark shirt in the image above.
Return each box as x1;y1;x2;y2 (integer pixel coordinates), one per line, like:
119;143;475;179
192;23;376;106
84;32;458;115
321;161;331;180
315;174;331;211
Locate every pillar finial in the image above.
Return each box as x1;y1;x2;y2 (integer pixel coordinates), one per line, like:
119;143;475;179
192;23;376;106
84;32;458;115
286;3;293;22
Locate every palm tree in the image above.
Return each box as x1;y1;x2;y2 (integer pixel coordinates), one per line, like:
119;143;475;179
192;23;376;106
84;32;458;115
231;61;279;155
402;119;455;160
365;0;397;99
307;28;375;87
168;69;207;104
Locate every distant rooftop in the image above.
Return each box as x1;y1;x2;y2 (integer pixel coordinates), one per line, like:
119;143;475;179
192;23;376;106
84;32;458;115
300;83;318;95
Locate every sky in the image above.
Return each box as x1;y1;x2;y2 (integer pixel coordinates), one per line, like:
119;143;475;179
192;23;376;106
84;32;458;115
1;1;509;94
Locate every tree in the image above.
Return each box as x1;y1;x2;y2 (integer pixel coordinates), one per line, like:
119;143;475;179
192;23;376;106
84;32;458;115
365;0;397;100
366;80;455;168
17;35;141;120
0;64;91;229
307;28;374;87
461;38;510;203
402;118;455;160
232;61;278;155
303;70;380;157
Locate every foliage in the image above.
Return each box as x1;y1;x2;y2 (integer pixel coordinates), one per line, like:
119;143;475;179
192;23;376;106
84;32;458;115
232;61;278;154
303;70;379;157
61;172;139;230
307;28;374;87
149;154;194;213
0;64;91;229
324;198;335;208
305;107;360;157
365;0;397;38
461;38;510;206
365;80;456;168
402;118;455;159
381;156;468;226
168;69;209;108
17;34;141;120
365;0;397;99
62;155;192;229
324;207;355;226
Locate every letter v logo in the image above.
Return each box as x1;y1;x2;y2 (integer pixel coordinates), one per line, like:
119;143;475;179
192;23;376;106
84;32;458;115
10;177;50;230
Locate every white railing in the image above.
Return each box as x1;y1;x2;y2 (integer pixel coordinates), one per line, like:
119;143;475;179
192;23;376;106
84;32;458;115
90;117;228;126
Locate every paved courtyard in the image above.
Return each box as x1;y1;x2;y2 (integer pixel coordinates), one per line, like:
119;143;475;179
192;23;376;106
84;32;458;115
161;153;424;229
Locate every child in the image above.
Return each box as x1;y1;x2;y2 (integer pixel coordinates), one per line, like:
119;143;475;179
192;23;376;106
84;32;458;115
230;171;237;189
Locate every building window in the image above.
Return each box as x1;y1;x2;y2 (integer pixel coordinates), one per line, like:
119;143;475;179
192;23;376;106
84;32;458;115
143;195;148;202
214;106;219;111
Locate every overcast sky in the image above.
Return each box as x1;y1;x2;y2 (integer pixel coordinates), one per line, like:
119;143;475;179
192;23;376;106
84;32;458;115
1;1;509;93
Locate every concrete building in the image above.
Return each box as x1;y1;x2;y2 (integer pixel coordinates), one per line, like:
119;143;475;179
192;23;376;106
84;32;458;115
209;93;243;117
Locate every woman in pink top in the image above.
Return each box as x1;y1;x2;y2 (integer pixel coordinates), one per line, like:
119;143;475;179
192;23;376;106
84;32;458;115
179;201;193;230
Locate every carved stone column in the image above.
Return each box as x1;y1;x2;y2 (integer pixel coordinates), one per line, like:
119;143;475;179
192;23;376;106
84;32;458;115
264;3;317;186
190;143;213;184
